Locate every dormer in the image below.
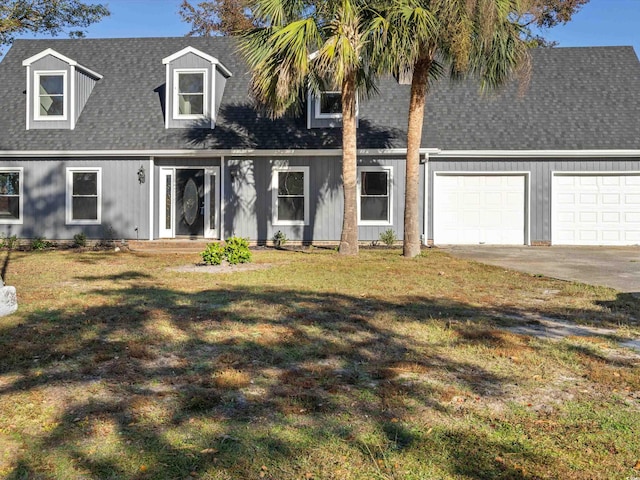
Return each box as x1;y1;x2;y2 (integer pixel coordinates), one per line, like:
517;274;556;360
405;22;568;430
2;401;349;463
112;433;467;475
306;90;358;129
162;46;232;129
22;48;102;130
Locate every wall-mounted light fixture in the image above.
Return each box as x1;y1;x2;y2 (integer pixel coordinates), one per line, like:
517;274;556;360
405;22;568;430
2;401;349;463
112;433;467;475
137;165;146;184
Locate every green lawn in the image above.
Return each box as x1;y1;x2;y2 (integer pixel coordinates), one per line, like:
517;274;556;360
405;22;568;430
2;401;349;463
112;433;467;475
0;247;638;479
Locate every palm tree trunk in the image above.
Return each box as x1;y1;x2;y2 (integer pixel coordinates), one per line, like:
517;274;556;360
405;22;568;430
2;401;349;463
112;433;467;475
403;53;432;258
339;71;359;255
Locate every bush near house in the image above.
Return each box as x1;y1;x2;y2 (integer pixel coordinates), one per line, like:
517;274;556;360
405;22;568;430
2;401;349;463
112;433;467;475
201;236;252;265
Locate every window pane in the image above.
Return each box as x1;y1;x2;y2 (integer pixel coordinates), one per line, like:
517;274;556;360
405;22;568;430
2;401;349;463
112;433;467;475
178;94;204;115
209;174;216;228
0;173;19;196
278;197;304;221
320;93;341;114
179;73;204;94
278;171;304;196
0;197;19;220
72;197;98;220
165;175;172;230
362;172;388;196
39;75;64;95
73;172;97;195
40;96;64;116
361;197;388;221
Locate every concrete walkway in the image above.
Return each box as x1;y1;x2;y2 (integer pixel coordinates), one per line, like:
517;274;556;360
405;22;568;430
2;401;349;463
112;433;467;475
443;245;640;293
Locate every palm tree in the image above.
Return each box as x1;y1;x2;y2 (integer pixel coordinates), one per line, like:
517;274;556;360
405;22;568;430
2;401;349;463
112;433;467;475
240;0;376;255
371;0;529;257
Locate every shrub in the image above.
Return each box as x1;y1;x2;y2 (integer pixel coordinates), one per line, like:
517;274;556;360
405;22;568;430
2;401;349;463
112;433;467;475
273;230;287;247
0;234;18;250
73;232;87;248
201;242;225;266
379;229;397;247
31;236;53;251
201;237;252;266
224;236;252;265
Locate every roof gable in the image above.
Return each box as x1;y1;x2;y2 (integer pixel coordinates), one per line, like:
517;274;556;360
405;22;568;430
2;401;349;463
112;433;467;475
162;46;232;78
22;47;102;79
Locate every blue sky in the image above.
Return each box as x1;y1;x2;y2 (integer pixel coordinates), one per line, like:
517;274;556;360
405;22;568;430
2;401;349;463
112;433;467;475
6;0;640;53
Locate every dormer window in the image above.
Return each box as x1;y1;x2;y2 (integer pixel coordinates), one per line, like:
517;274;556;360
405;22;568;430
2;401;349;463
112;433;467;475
23;48;102;130
174;69;207;119
317;91;342;118
307;90;357;129
35;71;66;119
162;46;232;129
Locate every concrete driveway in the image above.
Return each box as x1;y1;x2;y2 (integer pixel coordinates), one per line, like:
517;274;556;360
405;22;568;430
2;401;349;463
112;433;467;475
443;245;640;293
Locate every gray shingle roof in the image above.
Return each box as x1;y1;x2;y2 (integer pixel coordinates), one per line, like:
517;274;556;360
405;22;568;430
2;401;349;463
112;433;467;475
0;37;639;152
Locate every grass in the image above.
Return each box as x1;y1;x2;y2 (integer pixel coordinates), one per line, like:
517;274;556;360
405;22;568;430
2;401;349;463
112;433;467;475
0;247;639;479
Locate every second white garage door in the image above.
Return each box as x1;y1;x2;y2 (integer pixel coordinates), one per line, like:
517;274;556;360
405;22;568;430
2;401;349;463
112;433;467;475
552;173;640;245
433;174;527;245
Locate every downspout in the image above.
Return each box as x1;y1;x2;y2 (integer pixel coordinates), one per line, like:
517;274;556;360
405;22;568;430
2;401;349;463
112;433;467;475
422;151;429;246
220;155;225;239
148;157;154;240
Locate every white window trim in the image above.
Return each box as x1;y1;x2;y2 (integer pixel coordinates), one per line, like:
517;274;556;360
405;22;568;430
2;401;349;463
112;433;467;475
66;167;102;225
357;166;393;226
0;168;23;225
314;91;342;119
172;68;208;120
34;70;68;121
272;166;310;226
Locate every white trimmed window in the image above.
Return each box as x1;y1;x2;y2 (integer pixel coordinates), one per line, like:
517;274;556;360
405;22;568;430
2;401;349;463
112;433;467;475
272;166;309;226
315;91;342;118
0;169;23;224
66;168;101;225
35;71;67;120
173;69;207;119
358;166;392;225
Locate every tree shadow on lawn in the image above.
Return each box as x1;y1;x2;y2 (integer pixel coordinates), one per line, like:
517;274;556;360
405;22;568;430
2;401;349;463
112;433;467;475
0;281;629;479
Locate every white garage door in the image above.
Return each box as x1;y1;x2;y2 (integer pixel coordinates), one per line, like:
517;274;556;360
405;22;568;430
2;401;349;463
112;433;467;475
552;173;640;245
433;174;526;245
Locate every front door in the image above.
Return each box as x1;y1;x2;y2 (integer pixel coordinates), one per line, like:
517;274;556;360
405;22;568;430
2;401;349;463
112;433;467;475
176;169;204;236
159;167;220;239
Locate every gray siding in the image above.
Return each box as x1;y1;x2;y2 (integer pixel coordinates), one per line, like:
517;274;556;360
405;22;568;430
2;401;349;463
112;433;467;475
75;69;98;123
29;55;72;130
224;156;407;243
427;157;640;244
214;69;227;122
0;158;150;240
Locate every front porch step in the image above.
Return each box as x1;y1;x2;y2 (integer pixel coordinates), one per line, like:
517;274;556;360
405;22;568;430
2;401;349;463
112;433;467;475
128;240;211;253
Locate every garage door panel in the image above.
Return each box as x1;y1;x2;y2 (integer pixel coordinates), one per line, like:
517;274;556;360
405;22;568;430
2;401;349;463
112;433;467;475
553;174;640;246
434;174;526;245
602;176;621;186
580;212;597;223
580;193;597;204
602;194;620;204
626;176;640;185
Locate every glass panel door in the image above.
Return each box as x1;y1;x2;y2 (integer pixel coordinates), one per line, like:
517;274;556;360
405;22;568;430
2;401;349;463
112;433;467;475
204;167;221;239
159;168;174;238
176;169;205;237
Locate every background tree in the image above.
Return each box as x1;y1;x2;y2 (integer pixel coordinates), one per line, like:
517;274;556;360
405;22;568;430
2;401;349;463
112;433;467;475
241;0;376;255
179;0;256;36
0;0;109;49
519;0;590;46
